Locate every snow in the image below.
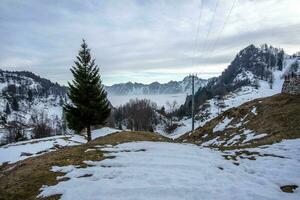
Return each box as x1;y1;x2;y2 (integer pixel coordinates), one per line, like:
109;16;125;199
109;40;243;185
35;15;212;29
213;117;233;133
0;136;81;165
39;140;300;200
233;70;255;83
243;131;267;143
226;134;241;146
91;127;120;140
162;65;288;139
251;107;257;115
156;117;192;139
202;136;221;146
0;127;120;165
227;120;243;129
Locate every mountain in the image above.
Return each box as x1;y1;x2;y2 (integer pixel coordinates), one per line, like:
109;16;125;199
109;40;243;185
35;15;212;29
158;44;299;137
105;75;208;95
178;93;300;148
178;44;289;116
0;70;68;144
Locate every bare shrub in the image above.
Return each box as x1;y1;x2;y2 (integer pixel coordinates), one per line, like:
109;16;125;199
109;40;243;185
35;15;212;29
114;99;158;131
30;110;53;138
4;121;26;143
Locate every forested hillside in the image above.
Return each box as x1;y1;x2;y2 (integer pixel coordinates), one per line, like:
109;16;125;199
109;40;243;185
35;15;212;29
0;70;68;144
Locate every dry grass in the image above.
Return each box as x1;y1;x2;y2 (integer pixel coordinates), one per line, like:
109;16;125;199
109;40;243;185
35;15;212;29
178;94;300;149
0;131;171;200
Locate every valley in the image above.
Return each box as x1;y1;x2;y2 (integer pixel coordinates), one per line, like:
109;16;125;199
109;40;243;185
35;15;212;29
0;1;300;198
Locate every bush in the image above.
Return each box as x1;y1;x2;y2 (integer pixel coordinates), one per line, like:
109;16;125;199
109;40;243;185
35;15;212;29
4;121;26;144
165;123;181;134
32;123;52;138
30;111;53;138
114;99;158;131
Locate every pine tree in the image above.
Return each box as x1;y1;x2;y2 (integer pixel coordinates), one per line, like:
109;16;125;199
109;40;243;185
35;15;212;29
11;97;19;111
64;40;111;142
28;90;33;102
5;102;11;115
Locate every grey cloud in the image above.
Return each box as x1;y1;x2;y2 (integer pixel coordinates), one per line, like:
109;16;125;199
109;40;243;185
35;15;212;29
0;0;299;85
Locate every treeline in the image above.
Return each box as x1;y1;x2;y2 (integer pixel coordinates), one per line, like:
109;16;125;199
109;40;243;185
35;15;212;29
1;110;67;145
0;70;67;114
0;70;68;145
0;70;67;98
113;99;158;131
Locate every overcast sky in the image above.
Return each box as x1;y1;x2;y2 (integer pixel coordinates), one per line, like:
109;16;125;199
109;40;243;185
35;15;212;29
0;0;299;85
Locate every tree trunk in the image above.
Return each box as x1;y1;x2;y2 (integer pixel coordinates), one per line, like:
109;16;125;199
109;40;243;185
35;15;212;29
87;125;91;142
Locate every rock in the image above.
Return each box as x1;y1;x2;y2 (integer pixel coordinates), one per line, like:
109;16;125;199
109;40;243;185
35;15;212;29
280;185;298;193
53;144;64;149
20;152;33;157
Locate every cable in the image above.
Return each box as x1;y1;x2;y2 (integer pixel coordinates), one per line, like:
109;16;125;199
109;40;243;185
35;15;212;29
199;0;220;57
191;0;204;67
208;0;237;54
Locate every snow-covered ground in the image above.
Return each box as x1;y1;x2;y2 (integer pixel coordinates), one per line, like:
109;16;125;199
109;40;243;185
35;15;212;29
0;136;80;165
39;139;300;200
0;127;119;165
158;64;290;139
107;93;187;108
91;127;120;140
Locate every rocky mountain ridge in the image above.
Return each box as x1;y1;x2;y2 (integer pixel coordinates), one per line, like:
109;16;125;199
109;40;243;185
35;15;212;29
105;75;208;95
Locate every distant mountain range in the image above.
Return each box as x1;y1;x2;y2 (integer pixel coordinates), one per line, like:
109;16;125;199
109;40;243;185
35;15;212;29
105;75;208;95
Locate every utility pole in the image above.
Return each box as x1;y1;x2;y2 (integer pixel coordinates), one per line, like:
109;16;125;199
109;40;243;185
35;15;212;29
192;74;195;131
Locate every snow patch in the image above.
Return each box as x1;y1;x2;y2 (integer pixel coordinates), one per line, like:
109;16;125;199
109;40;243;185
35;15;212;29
213;117;232;133
91;127;120;140
0;127;119;165
39;140;300;200
251;107;257;115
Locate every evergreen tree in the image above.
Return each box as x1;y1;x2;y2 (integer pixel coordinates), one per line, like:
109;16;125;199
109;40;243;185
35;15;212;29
5;102;11;115
28;90;33;102
64;40;111;142
11;97;19;111
59;96;64;106
277;50;284;71
61;109;67;135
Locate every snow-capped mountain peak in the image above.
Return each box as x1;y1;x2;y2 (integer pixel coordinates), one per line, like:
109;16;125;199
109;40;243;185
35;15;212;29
105;75;208;96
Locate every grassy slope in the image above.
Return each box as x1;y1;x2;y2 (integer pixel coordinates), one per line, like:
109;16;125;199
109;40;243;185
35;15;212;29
177;93;300;149
0;131;171;200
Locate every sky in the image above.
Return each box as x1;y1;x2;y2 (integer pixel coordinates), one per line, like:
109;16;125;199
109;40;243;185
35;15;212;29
0;0;300;86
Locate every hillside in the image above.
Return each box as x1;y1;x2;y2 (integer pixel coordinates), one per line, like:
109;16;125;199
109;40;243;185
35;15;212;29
0;131;170;200
160;45;299;138
180;44;286;116
1;129;299;199
178;93;300;149
105;75;207;95
0;70;68;144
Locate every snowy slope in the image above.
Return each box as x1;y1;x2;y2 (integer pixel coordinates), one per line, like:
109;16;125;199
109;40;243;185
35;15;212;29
39;140;300;200
0;70;68;144
0;127;120;165
157;57;298;138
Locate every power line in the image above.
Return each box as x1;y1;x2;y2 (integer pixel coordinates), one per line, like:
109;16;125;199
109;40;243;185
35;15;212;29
208;0;238;54
190;1;203;132
191;0;204;67
199;0;220;57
